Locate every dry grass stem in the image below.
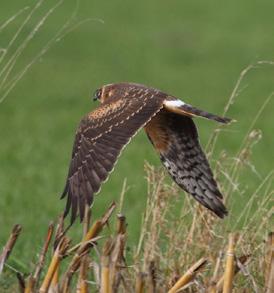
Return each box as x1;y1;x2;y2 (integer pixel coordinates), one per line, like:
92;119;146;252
77;256;89;293
135;272;146;293
100;240;113;293
0;0;99;103
76;204;92;293
48;265;59;293
168;258;207;293
109;214;127;292
147;261;157;293
222;233;236;293
265;232;274;293
24;277;35;293
39;236;70;293
32;223;54;286
1;68;273;291
61;203;116;292
0;224;22;275
214;255;250;292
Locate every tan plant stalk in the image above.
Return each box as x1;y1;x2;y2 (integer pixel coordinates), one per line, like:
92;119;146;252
101;262;110;293
208;252;222;293
77;256;90;293
24;277;35;293
147;261;157;293
48;265;59;293
53;214;65;249
0;224;22;274
222;233;236;293
66;202;116;258
135;272;146;293
77;204;91;293
265;232;274;293
61;203;116;291
214;255;250;292
39;236;70;293
61;254;83;293
100;239;113;293
82;220;102;249
48;215;64;293
27;222;54;290
168;258;207;293
109;214;127;292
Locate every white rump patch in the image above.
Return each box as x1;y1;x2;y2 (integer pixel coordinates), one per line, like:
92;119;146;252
164;99;185;107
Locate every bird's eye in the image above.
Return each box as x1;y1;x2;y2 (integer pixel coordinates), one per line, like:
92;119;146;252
93;88;102;101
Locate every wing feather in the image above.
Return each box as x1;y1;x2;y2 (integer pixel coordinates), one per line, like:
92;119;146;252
62;86;165;222
145;109;227;218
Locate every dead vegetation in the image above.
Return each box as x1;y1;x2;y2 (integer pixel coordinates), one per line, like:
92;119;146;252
0;156;272;292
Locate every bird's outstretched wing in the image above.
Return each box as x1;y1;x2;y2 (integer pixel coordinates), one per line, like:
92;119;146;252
145;109;228;218
62;87;165;223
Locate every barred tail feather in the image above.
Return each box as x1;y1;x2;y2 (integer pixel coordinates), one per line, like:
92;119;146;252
164;99;232;124
182;103;232;124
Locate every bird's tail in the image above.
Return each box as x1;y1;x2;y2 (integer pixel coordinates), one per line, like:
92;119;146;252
164;99;233;124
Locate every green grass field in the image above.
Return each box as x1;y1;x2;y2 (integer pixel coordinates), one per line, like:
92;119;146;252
0;0;273;272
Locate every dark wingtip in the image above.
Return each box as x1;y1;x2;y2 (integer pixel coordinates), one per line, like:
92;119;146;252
63;187;72;218
219;117;232;124
208;115;234;125
70;214;77;225
61;183;93;225
61;184;78;225
179;103;235;125
218;117;236;125
60;181;69;199
216;208;228;219
213;201;228;219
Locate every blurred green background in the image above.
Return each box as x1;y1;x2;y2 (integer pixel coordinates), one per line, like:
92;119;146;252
0;0;273;267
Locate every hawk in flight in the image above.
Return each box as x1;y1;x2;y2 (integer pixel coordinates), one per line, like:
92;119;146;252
61;83;231;223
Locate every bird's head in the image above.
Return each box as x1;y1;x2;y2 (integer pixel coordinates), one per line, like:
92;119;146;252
92;83;121;104
92;83;143;104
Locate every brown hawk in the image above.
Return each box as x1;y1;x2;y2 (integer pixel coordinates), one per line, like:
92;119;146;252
61;82;231;223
